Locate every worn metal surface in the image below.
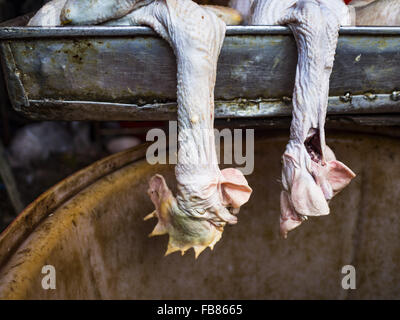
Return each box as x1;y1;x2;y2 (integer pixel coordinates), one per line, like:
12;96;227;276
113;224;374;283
0;22;399;121
1;133;400;299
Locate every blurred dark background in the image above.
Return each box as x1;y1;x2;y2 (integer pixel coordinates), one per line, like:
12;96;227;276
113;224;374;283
0;1;158;232
0;0;46;19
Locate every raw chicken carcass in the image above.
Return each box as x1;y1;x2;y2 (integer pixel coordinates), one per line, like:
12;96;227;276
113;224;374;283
28;0;252;258
249;0;356;237
28;0;244;26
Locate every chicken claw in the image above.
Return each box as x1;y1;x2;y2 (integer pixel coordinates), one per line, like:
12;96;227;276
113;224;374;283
145;168;252;257
145;175;223;258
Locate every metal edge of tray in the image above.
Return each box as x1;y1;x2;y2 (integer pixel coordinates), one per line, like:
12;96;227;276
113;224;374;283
1;26;400;39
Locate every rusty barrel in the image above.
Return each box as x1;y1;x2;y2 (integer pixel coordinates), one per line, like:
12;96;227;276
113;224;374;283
0;132;399;299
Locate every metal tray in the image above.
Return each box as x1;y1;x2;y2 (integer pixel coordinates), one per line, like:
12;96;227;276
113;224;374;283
0;14;399;122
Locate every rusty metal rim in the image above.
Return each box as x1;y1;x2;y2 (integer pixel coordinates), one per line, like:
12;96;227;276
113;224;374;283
1;26;400;40
0;142;150;272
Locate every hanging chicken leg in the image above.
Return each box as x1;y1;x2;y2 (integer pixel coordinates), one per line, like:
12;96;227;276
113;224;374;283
117;1;253;258
250;0;356;237
28;0;252;258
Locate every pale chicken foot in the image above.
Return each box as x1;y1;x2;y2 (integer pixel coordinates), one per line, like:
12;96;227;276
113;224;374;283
29;0;252;258
251;0;356;237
